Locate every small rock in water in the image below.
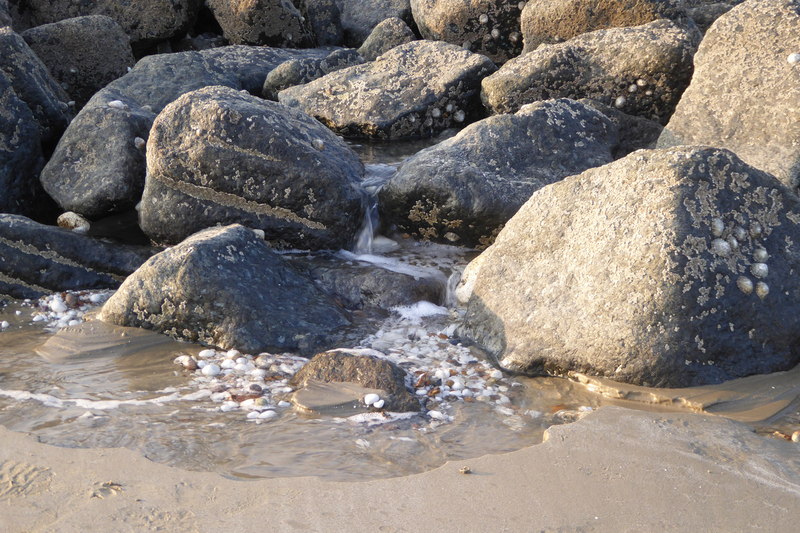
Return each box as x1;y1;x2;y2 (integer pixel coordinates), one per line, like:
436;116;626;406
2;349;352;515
198;349;216;358
49;298;68;314
258;410;277;420
202;363;221;377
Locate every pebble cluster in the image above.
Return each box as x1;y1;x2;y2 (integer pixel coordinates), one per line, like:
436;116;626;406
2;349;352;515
30;291;112;329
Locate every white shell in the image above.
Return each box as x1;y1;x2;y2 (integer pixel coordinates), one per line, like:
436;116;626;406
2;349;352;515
755;282;769;299
736;276;753;294
733;226;747;240
710;218;725;237
710;238;731;257
478;14;489;24
750;262;769;278
453;110;465;123
614;96;626;108
753;247;768;262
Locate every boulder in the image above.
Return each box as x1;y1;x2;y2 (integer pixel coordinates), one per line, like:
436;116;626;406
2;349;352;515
380;99;617;247
298;0;344;45
657;0;800;190
140;86;366;249
279;40;497;139
0;71;45;217
0;214;153;300
520;0;690;53
0;0;11;27
461;147;800;387
411;0;524;63
334;0;413;46
481;19;698;124
0;27;70;146
206;0;314;47
98;224;351;354
684;0;743;33
262;48;364;100
290;350;420;411
21;15;135;109
357;16;415;61
579;98;663;158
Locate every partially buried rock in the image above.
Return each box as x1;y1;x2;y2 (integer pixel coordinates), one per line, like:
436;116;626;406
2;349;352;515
99;224;351;354
290;350;420;411
657;0;800;189
140;85;366;249
206;0;314;47
357;17;416;61
0;214;153;300
481;19;699;124
279;40;497;139
380;98;618;247
461;147;800;387
262;49;364;101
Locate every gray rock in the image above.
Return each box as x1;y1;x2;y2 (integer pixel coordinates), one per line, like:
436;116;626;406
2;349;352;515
140;86;366;249
0;27;70;146
481;19;698;124
0;71;45;217
279;40;497;140
21;16;135;109
6;0;199;48
380;99;617;247
357;16;415;61
0;0;11;27
461;147;800;387
0;214;153;300
334;0;413;46
684;0;743;33
206;0;314;47
262;48;364;100
520;0;690;53
658;0;800;189
98;224;351;354
298;0;344;45
411;0;524;63
290;350;420;411
578;98;663;158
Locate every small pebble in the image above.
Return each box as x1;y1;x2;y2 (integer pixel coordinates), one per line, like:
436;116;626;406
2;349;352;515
0;321;9;329
258;410;278;420
364;393;381;406
198;349;216;358
373;399;385;409
459;466;472;474
202;363;221;377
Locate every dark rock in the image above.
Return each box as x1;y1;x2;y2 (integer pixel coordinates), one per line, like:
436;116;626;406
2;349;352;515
334;0;413;46
139;85;366;249
357;16;415;61
411;0;524;63
21;15;135;109
481;19;699;124
206;0;314;47
684;0;743;33
578;98;663;158
279;40;497;140
262;49;363;100
380;98;617;248
98;224;351;354
298;0;344;45
461;147;800;387
0;71;45;217
520;0;690;53
290;350;420;411
0;214;153;300
658;0;800;189
0;27;70;146
0;0;11;27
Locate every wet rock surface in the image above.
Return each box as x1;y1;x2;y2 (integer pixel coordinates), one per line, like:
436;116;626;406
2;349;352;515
380;98;617;247
357;16;416;61
99;224;351;354
262;48;364;100
206;0;315;47
462;147;800;387
279;40;497;140
658;0;800;189
481;19;699;124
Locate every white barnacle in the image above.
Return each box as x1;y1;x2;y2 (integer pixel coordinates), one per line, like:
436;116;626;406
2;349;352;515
727;236;738;250
446;103;455;113
453;110;466;123
636;78;647;87
628;84;638;93
490;28;500;39
645;90;653;96
614;96;626;108
750;222;763;237
751;262;769;278
431;107;441;118
788;53;800;65
312;138;325;151
509;32;521;43
710;238;731;257
755;281;769;299
733;226;747;240
753;247;769;262
736;276;753;294
134;137;146;150
710;218;725;237
518;1;526;10
479;14;489;24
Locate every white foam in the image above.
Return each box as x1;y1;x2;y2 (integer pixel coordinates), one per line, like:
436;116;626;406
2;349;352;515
391;301;449;323
337;250;446;281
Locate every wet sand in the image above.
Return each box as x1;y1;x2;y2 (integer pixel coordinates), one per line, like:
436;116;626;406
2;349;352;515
1;405;798;532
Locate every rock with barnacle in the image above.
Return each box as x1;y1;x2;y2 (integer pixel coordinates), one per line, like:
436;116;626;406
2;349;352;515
657;0;800;190
460;147;800;387
262;49;364;101
357;17;416;61
206;0;314;47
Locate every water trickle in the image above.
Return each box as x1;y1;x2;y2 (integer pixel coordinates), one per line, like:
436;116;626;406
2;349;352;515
444;268;464;307
354;164;397;254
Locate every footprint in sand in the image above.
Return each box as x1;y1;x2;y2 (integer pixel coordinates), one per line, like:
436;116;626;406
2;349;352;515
0;460;53;500
90;481;124;499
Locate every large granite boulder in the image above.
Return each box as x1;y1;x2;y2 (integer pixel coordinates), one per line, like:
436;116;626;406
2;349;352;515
380;99;617;247
140;85;366;249
520;0;689;53
0;27;70;146
411;0;524;63
481;19;699;124
206;0;315;47
21;15;135;109
98;224;351;354
279;40;497;139
461;147;800;387
0;214;153;300
0;72;45;217
357;16;415;61
658;0;800;190
262;48;364;100
334;0;413;46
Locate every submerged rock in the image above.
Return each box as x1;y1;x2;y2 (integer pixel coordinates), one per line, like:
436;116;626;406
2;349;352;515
658;0;800;189
357;17;416;61
279;40;497;139
461;147;800;387
481;19;699;124
380;99;617;247
206;0;315;47
99;224;351;354
0;214;153;300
